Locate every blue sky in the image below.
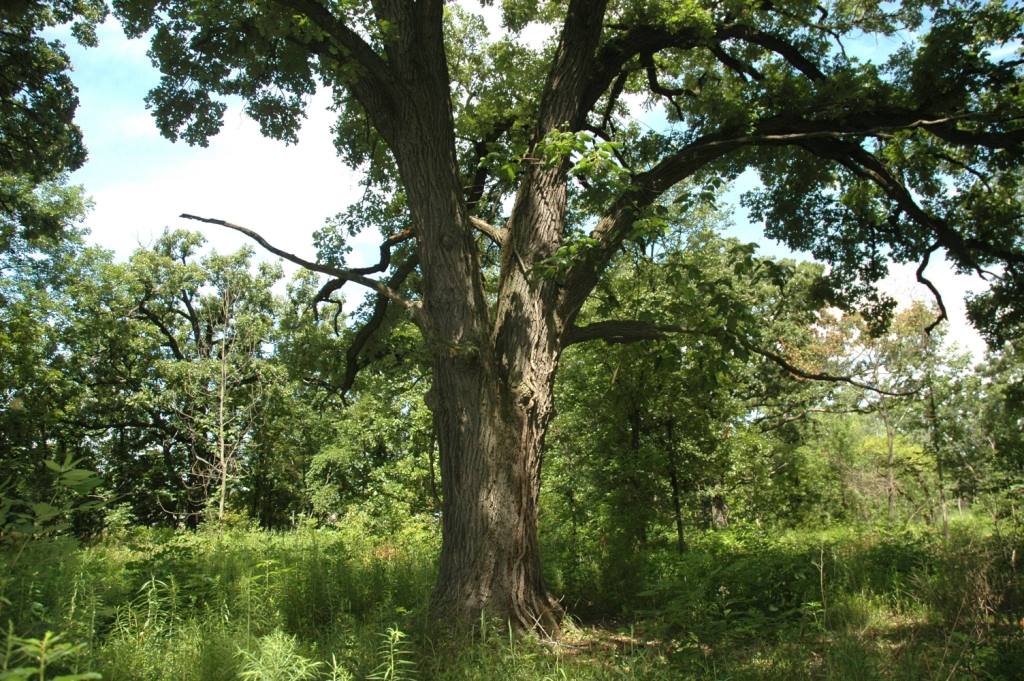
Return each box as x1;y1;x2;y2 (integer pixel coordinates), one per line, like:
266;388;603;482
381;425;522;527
57;20;367;270
53;11;988;358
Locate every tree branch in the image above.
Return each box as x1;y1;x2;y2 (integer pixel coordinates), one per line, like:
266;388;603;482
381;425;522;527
709;43;764;81
564;319;917;397
798;136;1021;270
464;118;514;210
470;216;506;246
536;0;611;132
134;300;186;361
558;105;1024;325
736;337;918;397
717;25;826;81
642;52;687;119
337;254;420;397
915;245;948;335
178;290;205;355
179;213;421;319
274;0;393;92
564;319;696;345
581;23;706;119
348;228;415;275
600;69;631;131
755;109;1024;152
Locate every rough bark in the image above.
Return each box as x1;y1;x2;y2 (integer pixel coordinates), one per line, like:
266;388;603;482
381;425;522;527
708;494;730;530
370;1;609;635
371;20;566;634
428;371;562;634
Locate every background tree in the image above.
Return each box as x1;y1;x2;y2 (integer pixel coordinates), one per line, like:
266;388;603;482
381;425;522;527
0;0;105;248
545;217;835;609
977;340;1024;516
62;232;287;526
0;219;103;506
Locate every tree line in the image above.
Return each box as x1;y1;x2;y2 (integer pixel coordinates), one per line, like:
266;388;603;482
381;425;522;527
4;209;1021;546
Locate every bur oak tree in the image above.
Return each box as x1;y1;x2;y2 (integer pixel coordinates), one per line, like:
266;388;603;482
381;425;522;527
110;0;1024;632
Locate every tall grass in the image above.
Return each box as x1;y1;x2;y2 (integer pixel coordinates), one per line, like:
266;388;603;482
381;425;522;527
0;513;1020;680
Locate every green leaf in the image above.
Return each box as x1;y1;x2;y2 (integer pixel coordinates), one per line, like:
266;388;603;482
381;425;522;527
30;502;60;522
59;469;102;494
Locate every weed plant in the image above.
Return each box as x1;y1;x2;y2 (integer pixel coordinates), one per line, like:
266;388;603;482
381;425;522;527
0;512;1020;680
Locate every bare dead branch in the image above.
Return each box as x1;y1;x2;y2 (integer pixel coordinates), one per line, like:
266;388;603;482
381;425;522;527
179;213;422;319
915;246;949;335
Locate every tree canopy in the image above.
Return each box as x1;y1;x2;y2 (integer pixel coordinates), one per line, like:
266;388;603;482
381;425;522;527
0;0;105;248
113;0;1024;333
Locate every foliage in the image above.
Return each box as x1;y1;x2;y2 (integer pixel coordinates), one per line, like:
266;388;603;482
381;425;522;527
367;627;415;681
0;626;100;681
0;455;102;549
0;222;101;506
0;518;1019;680
236;629;321;681
0;0;105;246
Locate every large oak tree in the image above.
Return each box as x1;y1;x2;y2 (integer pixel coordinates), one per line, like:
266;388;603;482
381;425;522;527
110;0;1024;633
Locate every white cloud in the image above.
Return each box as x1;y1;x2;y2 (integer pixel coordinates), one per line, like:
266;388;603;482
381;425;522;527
877;257;989;361
115;112;161;139
82;88;371;295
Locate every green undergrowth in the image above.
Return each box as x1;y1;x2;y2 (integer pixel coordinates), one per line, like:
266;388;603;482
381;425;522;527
1;515;1021;680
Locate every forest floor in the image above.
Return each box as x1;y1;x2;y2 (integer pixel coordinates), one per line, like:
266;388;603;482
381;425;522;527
1;515;1021;680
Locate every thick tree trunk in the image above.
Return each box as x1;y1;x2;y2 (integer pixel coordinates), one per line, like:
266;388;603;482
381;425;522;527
392;95;564;634
706;494;730;530
428;357;563;635
372;2;606;634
